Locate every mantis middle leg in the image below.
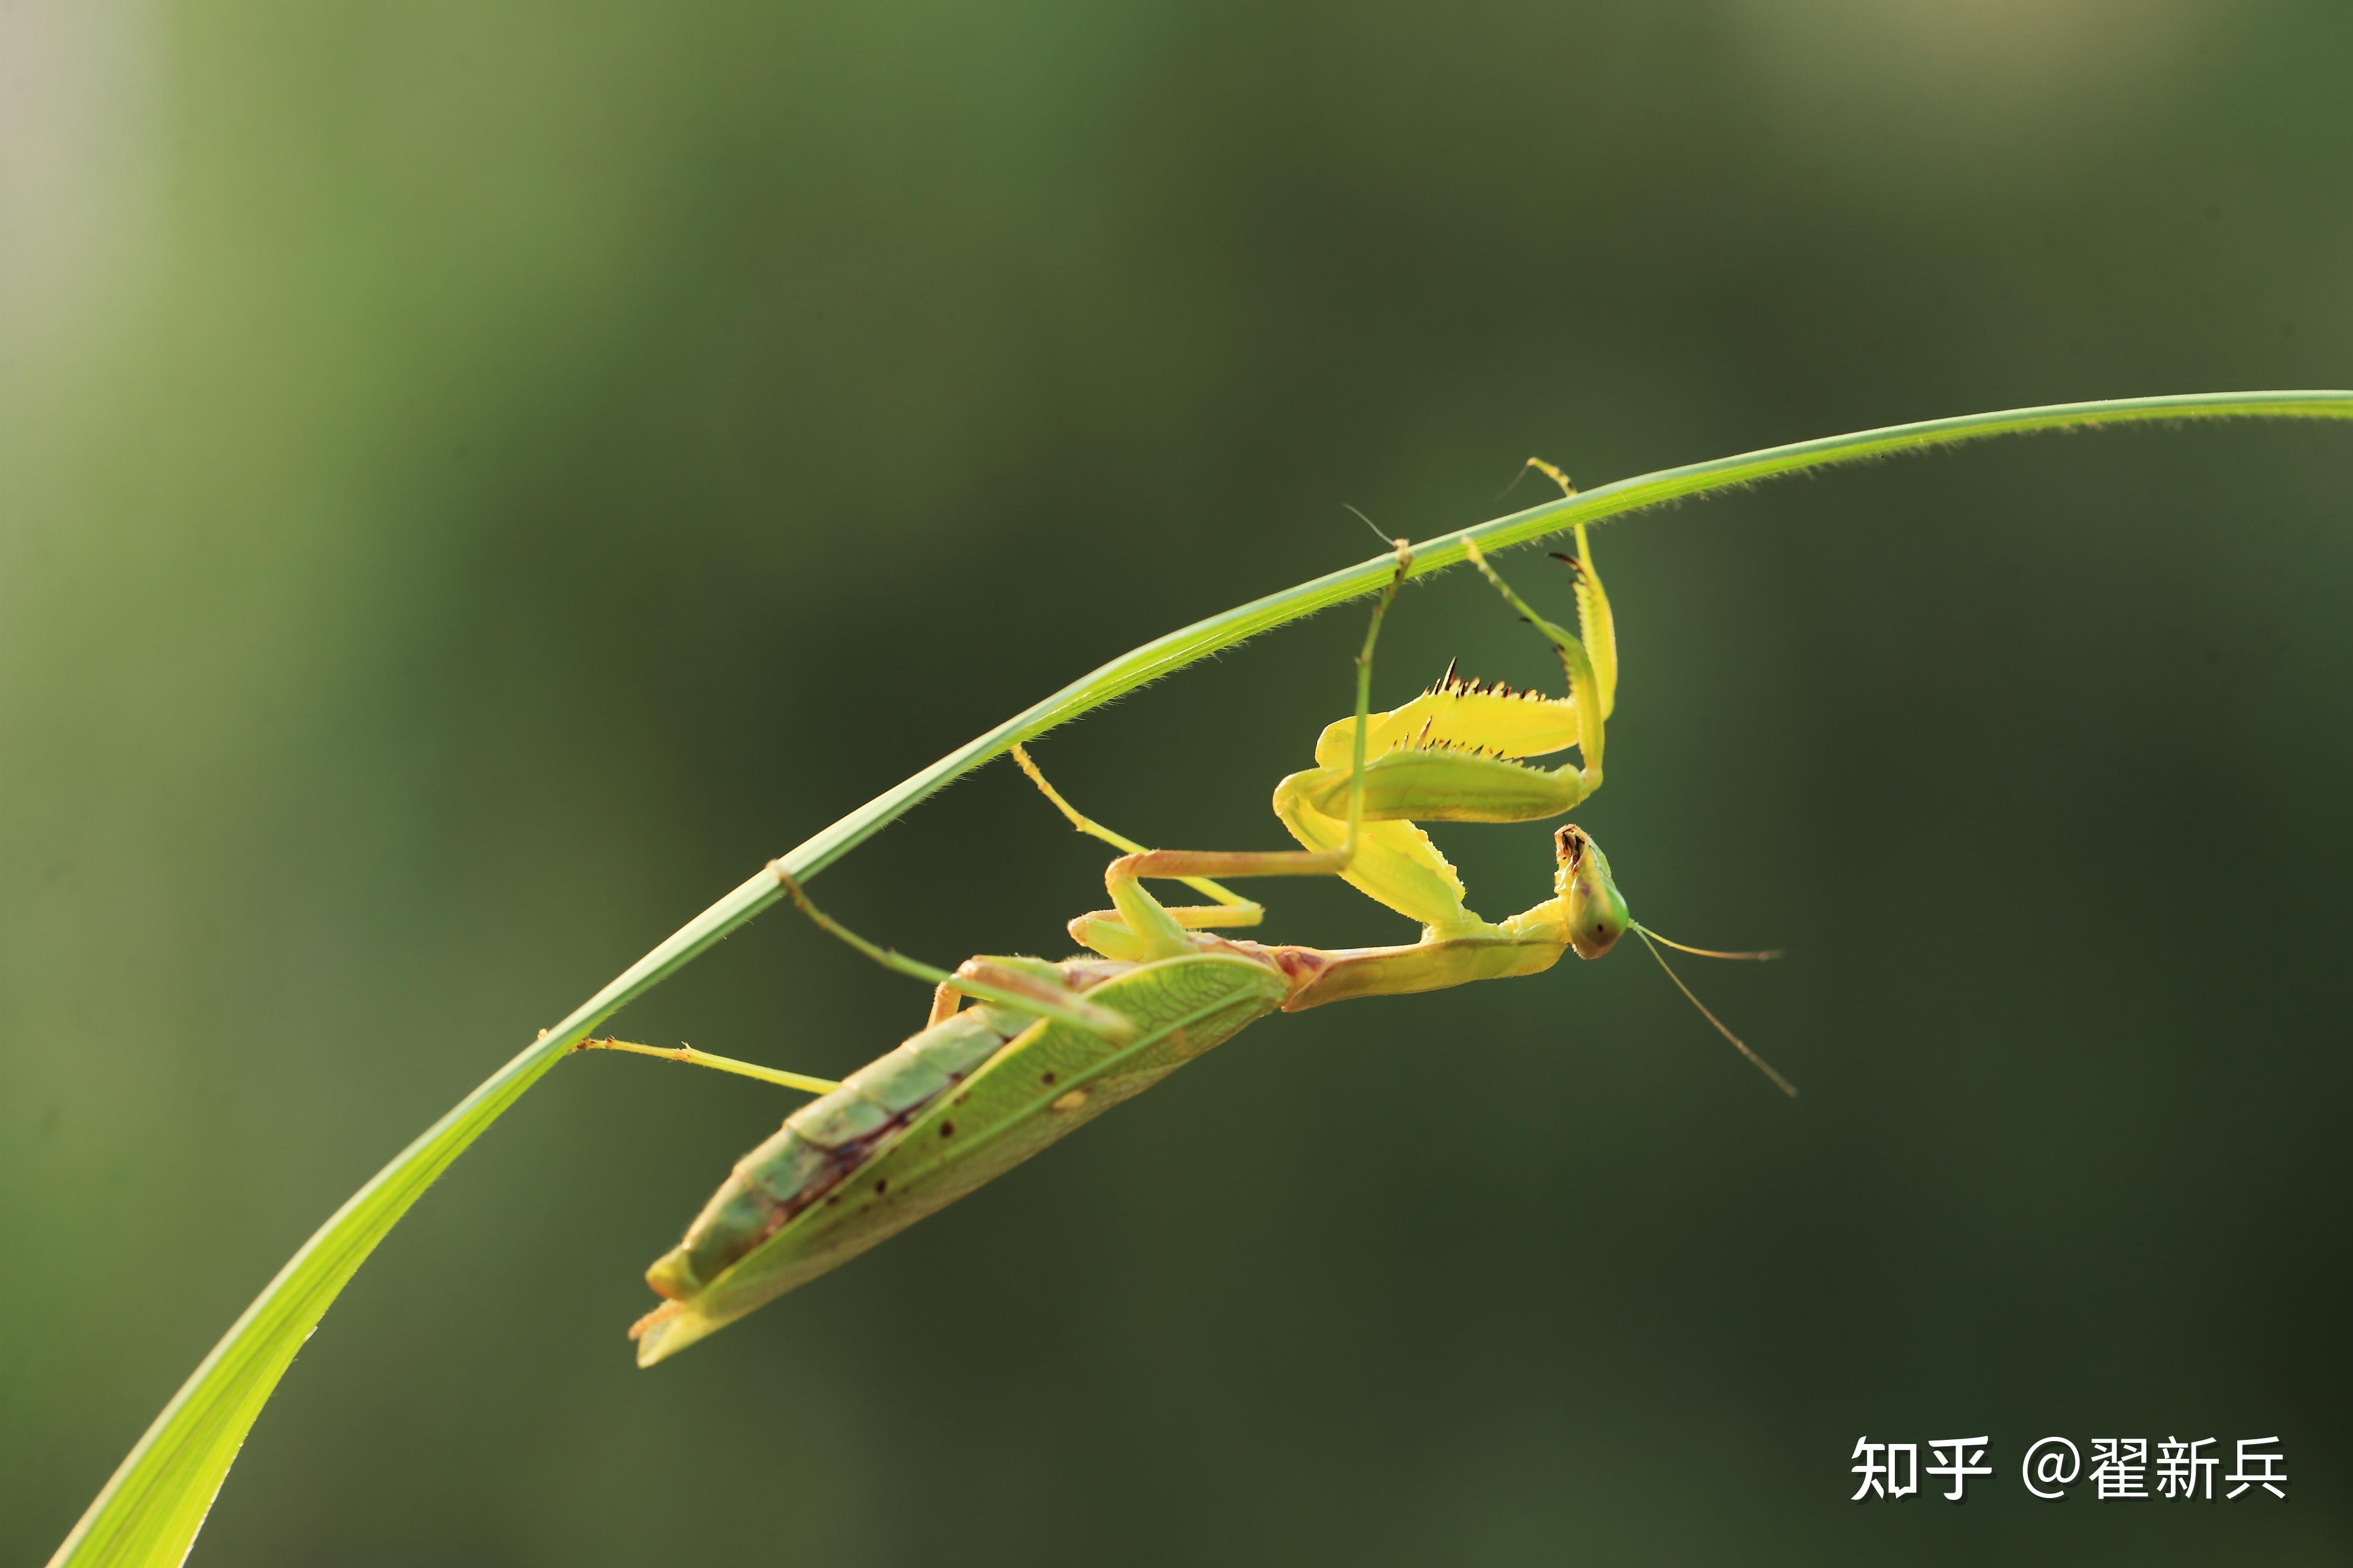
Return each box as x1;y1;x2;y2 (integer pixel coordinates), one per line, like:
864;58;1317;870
1011;742;1265;950
1042;540;1419;963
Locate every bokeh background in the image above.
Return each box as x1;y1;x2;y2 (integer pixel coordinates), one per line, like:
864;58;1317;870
5;0;2350;1562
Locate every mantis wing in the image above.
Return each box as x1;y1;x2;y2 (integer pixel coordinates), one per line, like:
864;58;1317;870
631;953;1287;1365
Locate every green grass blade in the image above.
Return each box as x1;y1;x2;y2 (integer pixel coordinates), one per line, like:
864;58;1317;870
50;389;2351;1567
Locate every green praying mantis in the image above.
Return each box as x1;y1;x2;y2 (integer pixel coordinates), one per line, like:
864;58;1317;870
597;465;1787;1366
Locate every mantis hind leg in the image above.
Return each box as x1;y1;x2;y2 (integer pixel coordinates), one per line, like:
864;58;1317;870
768;862;1139;1043
570;1036;842;1094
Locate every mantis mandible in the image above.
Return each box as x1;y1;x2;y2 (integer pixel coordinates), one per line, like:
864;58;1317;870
600;467;1786;1365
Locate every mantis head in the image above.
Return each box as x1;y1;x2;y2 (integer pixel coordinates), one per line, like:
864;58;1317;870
1555;824;1630;959
1554;823;1798;1096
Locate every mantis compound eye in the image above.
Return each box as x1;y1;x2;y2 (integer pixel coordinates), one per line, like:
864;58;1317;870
1555;825;1630;959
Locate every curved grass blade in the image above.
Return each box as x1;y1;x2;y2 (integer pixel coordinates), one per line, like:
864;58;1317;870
49;390;2352;1567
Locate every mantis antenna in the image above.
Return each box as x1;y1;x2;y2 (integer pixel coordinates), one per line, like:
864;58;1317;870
1640;929;1784;962
1633;925;1798;1098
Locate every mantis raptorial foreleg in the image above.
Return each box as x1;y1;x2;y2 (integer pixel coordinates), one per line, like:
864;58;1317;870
1263;521;1618;931
1035;528;1623;955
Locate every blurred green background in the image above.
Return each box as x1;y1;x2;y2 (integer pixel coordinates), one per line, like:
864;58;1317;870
4;0;2349;1561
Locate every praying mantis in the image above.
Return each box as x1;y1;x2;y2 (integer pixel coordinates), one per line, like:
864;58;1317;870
602;469;1785;1366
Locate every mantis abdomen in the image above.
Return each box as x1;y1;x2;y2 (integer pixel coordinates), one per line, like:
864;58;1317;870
642;1006;1026;1303
632;951;1290;1363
